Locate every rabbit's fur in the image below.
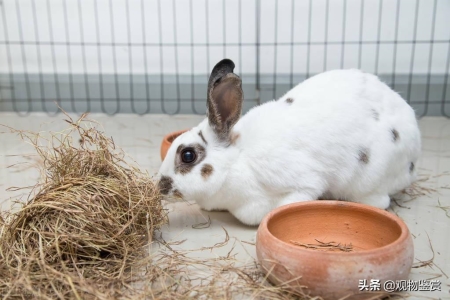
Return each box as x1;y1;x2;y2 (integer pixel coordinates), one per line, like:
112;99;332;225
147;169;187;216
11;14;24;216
158;59;421;226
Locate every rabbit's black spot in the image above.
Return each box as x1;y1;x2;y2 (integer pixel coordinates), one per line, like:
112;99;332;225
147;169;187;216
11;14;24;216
409;162;415;173
371;109;379;121
198;131;208;145
358;149;370;164
158;176;173;195
286;98;294;104
391;129;399;142
201;164;214;179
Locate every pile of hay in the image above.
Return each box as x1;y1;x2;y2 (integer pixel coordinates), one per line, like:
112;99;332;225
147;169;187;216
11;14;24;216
0;114;167;299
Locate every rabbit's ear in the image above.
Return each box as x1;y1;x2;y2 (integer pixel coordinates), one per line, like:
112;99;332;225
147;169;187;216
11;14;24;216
207;59;243;141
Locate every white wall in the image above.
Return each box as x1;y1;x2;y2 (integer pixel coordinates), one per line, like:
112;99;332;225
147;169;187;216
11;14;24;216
0;0;449;75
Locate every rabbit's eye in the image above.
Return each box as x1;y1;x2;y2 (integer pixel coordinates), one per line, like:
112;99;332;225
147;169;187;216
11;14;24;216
181;148;197;163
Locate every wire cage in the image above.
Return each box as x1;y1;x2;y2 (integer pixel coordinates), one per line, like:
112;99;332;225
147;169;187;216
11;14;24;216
0;0;449;117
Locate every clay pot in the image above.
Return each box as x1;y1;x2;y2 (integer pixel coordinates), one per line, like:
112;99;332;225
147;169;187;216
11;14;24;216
160;129;189;161
256;200;414;300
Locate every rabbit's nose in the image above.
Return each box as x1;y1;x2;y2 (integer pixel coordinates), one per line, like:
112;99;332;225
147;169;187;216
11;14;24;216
158;175;173;195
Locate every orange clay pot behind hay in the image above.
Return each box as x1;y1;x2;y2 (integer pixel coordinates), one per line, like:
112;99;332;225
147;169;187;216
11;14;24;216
256;200;414;300
160;129;189;161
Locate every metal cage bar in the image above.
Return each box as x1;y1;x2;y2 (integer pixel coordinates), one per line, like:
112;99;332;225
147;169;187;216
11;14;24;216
0;0;448;117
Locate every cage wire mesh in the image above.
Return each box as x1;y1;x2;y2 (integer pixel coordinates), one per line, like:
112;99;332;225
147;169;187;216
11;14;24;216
0;0;449;117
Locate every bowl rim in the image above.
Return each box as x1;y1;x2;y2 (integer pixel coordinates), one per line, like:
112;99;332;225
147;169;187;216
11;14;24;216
258;200;411;256
163;129;190;143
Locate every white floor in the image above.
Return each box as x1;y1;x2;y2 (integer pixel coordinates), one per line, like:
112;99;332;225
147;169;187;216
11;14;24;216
1;113;449;299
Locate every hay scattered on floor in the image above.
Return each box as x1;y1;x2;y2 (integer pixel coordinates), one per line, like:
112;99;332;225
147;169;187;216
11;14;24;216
142;232;315;300
412;233;449;280
289;239;353;252
0;113;167;299
396;171;450;202
437;199;450;219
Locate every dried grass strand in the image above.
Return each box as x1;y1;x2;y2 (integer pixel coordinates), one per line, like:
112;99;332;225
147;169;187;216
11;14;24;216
289;239;354;252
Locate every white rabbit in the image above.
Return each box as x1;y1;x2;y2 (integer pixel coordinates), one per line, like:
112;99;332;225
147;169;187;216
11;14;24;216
157;59;421;226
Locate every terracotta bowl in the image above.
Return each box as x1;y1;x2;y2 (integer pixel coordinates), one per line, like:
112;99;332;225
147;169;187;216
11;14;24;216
256;200;414;300
160;129;189;161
